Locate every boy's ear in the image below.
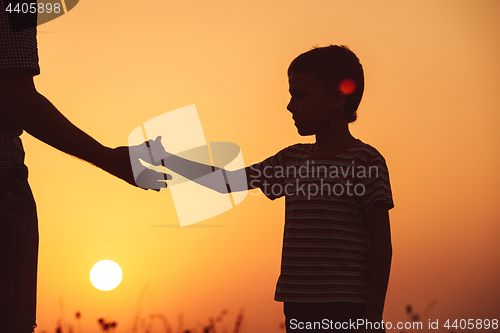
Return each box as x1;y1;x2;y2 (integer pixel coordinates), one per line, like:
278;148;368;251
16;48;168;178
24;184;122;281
330;89;346;110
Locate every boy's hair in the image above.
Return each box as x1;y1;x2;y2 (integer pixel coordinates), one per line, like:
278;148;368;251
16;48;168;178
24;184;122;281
288;45;364;123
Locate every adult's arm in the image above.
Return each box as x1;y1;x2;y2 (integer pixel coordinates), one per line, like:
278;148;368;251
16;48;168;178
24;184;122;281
0;74;164;190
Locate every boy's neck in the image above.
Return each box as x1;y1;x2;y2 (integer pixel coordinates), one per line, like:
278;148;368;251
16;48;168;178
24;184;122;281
312;123;358;156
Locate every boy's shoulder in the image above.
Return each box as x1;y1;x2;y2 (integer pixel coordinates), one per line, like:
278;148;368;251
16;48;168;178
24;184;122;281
284;141;386;162
345;141;389;167
349;140;386;159
282;143;313;158
287;143;314;151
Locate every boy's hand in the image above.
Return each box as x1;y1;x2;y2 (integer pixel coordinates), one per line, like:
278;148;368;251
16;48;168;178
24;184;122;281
127;137;172;190
99;145;169;191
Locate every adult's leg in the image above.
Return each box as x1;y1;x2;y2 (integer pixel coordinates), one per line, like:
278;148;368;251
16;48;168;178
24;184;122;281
0;169;39;333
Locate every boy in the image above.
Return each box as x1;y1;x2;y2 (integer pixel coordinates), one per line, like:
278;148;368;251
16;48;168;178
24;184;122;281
160;45;393;332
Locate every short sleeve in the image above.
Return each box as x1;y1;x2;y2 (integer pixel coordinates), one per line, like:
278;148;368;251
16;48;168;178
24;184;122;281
0;0;40;75
358;154;394;212
246;147;288;200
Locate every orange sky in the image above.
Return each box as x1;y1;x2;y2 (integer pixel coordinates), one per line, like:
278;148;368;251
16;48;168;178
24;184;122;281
22;0;500;332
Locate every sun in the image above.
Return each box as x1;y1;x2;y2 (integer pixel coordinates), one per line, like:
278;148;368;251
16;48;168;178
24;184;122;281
89;260;123;291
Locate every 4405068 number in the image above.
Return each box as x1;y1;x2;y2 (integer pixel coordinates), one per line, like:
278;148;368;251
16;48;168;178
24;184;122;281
5;2;61;14
444;319;498;330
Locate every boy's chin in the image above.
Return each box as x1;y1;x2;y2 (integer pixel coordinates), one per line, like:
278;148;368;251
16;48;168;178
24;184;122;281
296;127;315;136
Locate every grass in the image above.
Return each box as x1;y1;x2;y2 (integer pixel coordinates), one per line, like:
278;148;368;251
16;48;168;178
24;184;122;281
42;308;247;333
43;300;486;333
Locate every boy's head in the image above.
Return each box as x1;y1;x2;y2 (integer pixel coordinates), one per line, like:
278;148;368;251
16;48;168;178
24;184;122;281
288;45;364;123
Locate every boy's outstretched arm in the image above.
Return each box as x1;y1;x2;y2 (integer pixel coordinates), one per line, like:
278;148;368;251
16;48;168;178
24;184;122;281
156;149;252;193
363;204;392;327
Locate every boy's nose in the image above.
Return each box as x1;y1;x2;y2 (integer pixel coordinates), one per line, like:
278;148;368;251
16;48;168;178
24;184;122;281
287;101;294;113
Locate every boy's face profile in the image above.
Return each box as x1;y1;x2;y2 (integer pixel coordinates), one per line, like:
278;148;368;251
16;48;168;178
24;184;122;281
287;71;342;136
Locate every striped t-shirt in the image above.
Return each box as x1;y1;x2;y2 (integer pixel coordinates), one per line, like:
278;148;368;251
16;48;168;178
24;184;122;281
247;140;394;303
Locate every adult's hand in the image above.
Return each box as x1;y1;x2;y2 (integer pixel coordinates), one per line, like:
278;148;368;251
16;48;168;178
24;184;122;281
98;145;169;191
